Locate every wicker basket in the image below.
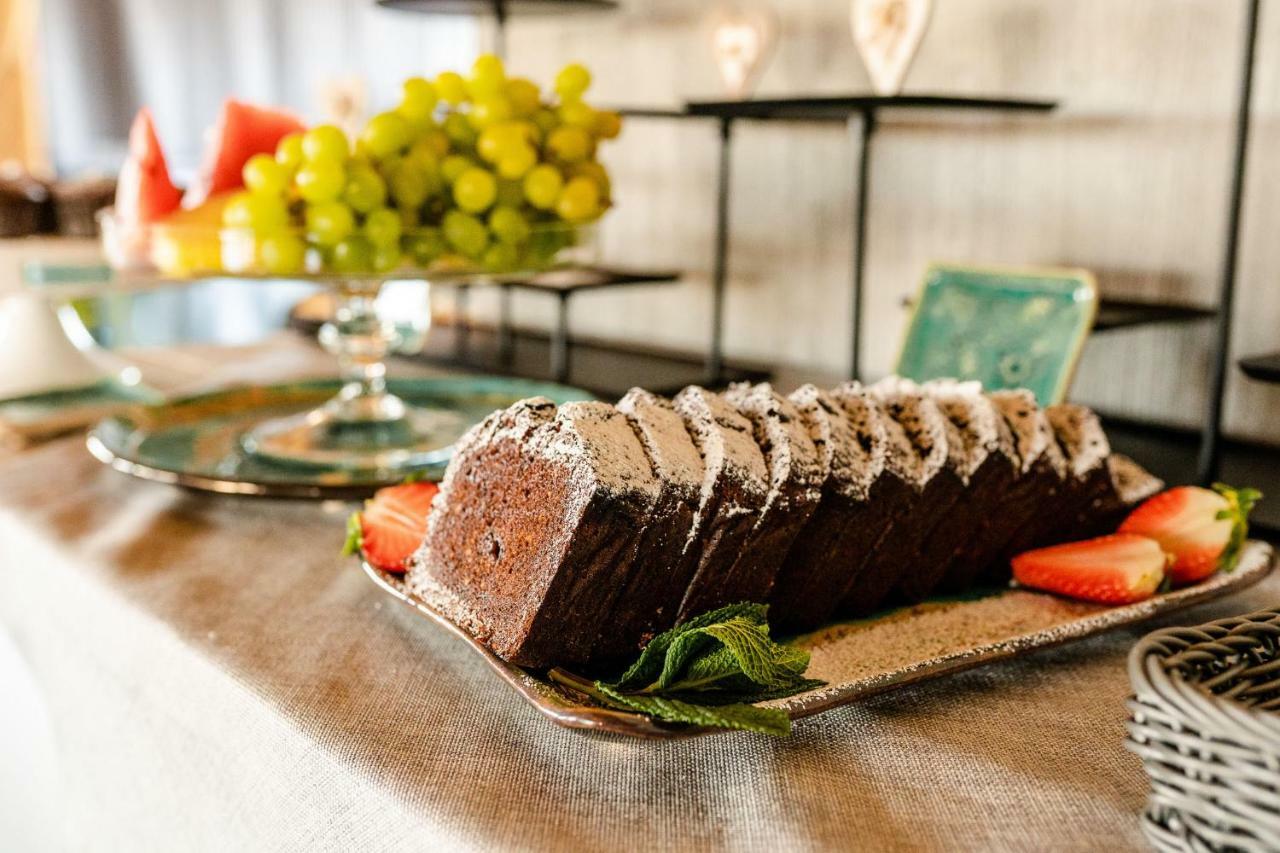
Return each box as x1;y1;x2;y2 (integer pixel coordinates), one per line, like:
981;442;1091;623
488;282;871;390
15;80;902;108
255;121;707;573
1126;608;1280;852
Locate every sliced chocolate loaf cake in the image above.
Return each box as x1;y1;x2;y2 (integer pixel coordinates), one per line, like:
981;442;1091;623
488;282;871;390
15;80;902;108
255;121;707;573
927;380;1023;592
672;386;770;621
720;383;824;612
408;398;660;668
1073;453;1164;538
1037;404;1115;545
610;388;704;644
986;390;1069;575
839;378;968;609
771;384;908;631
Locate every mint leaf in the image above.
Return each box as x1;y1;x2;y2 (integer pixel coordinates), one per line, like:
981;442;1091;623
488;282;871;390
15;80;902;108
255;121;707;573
595;683;791;736
341;512;363;558
589;601;823;737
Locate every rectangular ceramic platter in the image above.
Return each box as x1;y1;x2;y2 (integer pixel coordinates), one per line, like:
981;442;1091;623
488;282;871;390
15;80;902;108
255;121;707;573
364;540;1275;739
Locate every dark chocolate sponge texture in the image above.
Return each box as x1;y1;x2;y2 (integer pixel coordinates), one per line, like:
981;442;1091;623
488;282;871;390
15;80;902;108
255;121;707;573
409;382;1160;667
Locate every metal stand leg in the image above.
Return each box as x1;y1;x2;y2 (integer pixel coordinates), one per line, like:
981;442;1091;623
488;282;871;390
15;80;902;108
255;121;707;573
706;117;733;386
850;108;876;382
497;283;515;367
1198;0;1259;485
551;291;571;383
454;284;470;362
491;0;507;60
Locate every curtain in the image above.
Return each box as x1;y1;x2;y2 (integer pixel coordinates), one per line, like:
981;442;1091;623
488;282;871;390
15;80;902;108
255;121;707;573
37;0;478;178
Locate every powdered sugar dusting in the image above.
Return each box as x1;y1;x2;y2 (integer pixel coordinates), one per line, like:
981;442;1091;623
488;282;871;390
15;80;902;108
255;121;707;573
989;389;1064;475
724;382;823;506
925;379;1017;480
617;388;702;497
1046;403;1109;480
865;378;947;488
1108;453;1164;504
551;401;661;503
823;383;888;499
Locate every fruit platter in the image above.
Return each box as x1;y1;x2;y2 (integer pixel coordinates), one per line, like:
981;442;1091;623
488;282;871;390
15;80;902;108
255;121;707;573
345;378;1272;737
93;56;619;475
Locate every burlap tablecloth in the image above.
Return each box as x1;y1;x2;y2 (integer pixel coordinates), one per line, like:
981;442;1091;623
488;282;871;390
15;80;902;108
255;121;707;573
1;341;1276;852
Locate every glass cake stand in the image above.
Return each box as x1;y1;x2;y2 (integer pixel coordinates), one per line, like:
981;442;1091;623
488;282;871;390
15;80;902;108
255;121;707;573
28;217;597;477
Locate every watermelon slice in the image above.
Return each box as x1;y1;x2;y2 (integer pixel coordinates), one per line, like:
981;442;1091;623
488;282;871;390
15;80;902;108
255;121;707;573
114;108;183;225
185;99;305;206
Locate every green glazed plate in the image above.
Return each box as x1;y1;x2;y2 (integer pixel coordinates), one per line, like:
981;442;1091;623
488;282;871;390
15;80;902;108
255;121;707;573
896;264;1097;405
0;379;164;441
87;377;593;499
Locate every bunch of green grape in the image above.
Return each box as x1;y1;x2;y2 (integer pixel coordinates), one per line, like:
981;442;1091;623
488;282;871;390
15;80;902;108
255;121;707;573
221;55;621;276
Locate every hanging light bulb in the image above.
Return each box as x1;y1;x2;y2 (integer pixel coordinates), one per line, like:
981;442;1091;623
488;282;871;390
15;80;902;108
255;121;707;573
706;3;778;100
849;0;932;95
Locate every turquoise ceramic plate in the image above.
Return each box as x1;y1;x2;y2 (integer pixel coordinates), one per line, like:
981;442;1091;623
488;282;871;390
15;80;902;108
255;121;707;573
87;377;593;498
896;264;1097;405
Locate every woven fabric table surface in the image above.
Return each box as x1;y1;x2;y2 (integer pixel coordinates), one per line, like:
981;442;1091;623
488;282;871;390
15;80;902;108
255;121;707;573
1;339;1277;852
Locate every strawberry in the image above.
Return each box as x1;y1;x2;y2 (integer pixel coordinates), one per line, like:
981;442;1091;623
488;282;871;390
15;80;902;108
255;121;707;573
1118;484;1261;586
342;481;440;573
1011;533;1168;604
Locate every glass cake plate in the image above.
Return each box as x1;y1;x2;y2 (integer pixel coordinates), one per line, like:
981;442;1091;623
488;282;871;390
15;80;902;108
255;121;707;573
88;376;593;498
361;542;1275;739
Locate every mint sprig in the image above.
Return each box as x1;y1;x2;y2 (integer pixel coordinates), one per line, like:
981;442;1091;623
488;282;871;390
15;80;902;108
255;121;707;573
341;511;363;558
1212;483;1262;572
551;603;825;736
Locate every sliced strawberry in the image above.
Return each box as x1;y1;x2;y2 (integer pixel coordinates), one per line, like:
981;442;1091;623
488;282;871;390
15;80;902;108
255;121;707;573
343;481;440;573
1118;484;1261;586
1011;533;1168;604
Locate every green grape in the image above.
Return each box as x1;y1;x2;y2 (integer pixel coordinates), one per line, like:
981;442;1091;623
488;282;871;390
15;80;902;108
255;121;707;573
399;76;438;122
494;178;524;208
363;208;402;248
296;161;346;203
305;201;356;247
372;243;402;273
222;191;289;234
594;110;622;140
389;159;430;209
505;78;541;117
569;160;611;200
436;71;468;106
452;167;497;213
522;164;564;210
554;63;591;100
497;144;537;180
468;96;513;130
399;205;422;229
468;53;506;99
532;108;559;137
558;100;596;130
242;153;289;195
301;124;350;164
546;126;592;163
482;241;518;272
441;154;476;185
442;210;489;258
556;175;600;222
402;147;443;195
418;128;450;159
342;164;388;213
476;122;523;164
406;227;446;266
361;111;413;160
488;205;530;244
443;112;477;149
331;235;374;273
275;132;305;172
258;233;307;275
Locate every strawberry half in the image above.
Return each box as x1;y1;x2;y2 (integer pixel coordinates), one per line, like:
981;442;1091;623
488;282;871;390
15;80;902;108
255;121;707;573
342;481;440;573
1011;533;1168;604
1118;484;1261;586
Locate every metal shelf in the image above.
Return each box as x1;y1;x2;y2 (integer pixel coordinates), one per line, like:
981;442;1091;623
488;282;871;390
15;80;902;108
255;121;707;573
1093;299;1217;332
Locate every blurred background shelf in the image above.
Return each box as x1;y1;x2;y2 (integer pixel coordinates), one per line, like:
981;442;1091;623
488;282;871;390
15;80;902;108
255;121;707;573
1091;298;1218;332
1238;351;1280;383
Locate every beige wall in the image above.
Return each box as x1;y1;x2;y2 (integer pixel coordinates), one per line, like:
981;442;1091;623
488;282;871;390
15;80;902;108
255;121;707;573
486;0;1280;442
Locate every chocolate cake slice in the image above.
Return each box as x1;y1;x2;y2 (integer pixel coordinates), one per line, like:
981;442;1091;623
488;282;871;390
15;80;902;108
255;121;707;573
408;398;661;668
610;388;704;646
1072;453;1164;538
1036;403;1115;545
719;383;824;608
671;386;770;622
985;390;1069;577
831;378;959;614
924;380;1023;593
769;384;903;632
